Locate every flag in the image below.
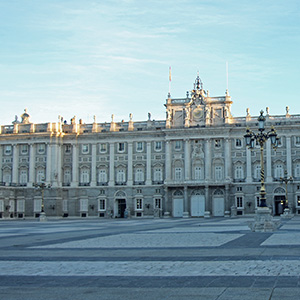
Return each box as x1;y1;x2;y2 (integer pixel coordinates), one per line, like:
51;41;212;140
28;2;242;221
169;66;171;82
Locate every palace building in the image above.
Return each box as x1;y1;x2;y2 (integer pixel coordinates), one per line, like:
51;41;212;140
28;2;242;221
1;74;300;219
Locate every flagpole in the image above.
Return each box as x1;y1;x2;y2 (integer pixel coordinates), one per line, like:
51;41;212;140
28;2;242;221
168;66;171;96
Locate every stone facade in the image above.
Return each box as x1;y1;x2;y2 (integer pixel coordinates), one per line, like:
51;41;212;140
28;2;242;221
1;75;300;219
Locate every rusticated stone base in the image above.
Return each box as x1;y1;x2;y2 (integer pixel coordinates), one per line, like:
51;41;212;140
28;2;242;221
248;207;280;232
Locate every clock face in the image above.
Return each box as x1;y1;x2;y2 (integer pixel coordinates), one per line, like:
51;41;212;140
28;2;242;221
193;108;203;121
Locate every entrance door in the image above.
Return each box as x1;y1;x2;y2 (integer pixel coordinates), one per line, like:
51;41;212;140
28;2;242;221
191;195;205;217
213;197;224;216
274;195;285;215
173;198;183;217
117;199;126;218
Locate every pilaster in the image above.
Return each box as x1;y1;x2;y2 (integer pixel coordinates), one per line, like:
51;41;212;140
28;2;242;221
146;142;152;185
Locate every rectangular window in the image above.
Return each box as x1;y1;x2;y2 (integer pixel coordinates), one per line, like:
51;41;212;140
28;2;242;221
235;139;242;147
99;199;106;211
82;144;89;154
118;142;125;152
17;200;25;212
155;141;162;151
174;141;182;150
136;189;142;194
236;186;242;192
80;199;88;212
215;139;221;148
34;199;42;212
100;143;107;153
37;144;45;154
62;200;68;212
4;145;12;155
136;199;143;210
21;144;28;154
136;142;143;152
65;145;71;153
0;200;4;212
256;196;260;207
295;136;300;146
155;188;161;194
236;197;243;208
155;198;161;209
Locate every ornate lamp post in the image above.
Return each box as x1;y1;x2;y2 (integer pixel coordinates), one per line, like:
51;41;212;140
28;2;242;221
244;110;280;232
34;179;51;221
244;110;278;207
280;170;293;217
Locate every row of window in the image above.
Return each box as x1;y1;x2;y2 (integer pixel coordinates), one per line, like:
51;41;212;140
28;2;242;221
2;163;300;185
4;135;299;157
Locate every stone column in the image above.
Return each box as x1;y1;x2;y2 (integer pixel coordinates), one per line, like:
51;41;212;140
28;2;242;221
51;139;62;187
224;138;232;179
205;139;211;180
246;147;252;183
56;142;62;187
91;143;97;187
71;144;78;187
109;142;115;186
184;139;191;181
46;143;52;183
12;145;19;184
146;141;152;185
127;142;133;185
183;185;189;218
266;139;272;183
205;185;210;214
0;145;2;182
286;136;292;175
29;144;35;186
165;140;171;182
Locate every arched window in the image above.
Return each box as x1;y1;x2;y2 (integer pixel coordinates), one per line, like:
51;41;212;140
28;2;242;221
135;168;144;182
194;166;202;180
19;169;28;184
274;164;284;179
36;168;45;183
294;163;300;178
154;167;163;181
234;165;244;179
80;168;90;183
98;169;107;183
116;169;125;183
254;164;261;180
63;169;71;184
215;166;223;181
175;168;182;181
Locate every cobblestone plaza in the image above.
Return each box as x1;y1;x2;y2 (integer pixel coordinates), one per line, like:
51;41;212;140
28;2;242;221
0;216;300;299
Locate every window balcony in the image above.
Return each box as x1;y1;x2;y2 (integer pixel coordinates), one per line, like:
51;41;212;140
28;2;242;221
152;180;164;185
115;181;127;186
97;182;108;186
134;181;145;185
79;182;90;186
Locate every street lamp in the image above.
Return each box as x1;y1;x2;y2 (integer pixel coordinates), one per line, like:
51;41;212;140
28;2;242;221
34;179;51;221
244;110;278;208
280;170;293;213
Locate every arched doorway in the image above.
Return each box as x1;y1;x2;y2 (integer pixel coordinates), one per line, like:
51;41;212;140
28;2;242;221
213;188;225;216
172;189;184;217
273;187;286;216
190;189;205;217
114;191;127;218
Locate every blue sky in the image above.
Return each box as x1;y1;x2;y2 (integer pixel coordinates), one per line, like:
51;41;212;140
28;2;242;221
0;0;299;125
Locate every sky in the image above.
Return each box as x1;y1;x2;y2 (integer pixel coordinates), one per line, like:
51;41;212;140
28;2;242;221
0;0;299;125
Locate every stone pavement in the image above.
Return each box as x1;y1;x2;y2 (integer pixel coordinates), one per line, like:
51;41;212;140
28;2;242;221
0;216;300;299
